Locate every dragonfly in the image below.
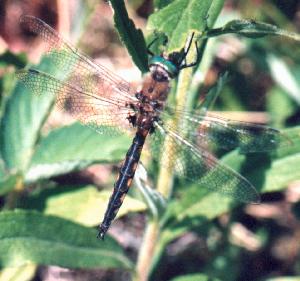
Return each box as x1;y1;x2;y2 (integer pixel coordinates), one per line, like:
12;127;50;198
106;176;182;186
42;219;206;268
17;15;286;239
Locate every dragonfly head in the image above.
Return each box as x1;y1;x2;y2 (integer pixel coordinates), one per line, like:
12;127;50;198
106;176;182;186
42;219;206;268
148;55;179;82
148;33;198;82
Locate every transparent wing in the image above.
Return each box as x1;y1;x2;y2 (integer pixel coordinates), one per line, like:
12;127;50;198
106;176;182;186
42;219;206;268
20;15;137;106
151;122;260;203
159;107;289;153
17;69;135;135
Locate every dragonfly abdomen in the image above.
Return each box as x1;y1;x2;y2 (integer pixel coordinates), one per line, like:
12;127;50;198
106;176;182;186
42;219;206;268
98;130;148;239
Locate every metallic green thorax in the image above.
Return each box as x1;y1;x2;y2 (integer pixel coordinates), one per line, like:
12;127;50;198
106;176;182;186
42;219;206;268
148;55;179;78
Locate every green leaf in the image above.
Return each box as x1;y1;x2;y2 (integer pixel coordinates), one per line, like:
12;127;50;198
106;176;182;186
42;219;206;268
199;72;228;112
22;185;146;226
267;86;296;128
31;123;130;164
0;210;133;269
267;55;300;105
222;126;300;194
0;265;37;281
153;0;174;9
158;126;300;249
155;188;232;259
109;0;148;73
0;57;65;172
0;72;17;112
147;0;225;51
25;161;94;184
170;273;221;281
164;188;232;235
207;19;300;41
0;7;99;171
25;123;131;182
0;159;6;180
137;184;167;220
0;82;52;172
1;9;92;173
264;278;300;281
135;166;167;219
153;192;232;275
0;52;27;68
170;126;300;221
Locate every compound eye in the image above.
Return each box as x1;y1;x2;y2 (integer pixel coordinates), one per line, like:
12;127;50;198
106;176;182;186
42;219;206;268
152;71;169;82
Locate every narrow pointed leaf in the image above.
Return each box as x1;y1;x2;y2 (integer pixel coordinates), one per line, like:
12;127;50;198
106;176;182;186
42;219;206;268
207;19;300;41
267;55;300;104
199;72;228;112
109;0;148;73
135;165;167;219
0;210;133;269
0;52;26;68
265;276;300;281
170;274;221;281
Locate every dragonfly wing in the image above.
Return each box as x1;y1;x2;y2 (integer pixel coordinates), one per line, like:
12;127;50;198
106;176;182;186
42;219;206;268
20;15;137;105
159;107;289;153
151;122;260;203
17;69;135;136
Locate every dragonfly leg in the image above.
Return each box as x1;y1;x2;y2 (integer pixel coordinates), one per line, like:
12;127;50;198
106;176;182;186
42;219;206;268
180;41;200;69
147;36;160;56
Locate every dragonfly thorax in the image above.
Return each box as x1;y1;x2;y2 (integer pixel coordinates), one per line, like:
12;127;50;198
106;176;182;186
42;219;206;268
129;72;170;132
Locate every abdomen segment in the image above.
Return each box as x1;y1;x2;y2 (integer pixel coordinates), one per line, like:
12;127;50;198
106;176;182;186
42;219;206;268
98;130;147;239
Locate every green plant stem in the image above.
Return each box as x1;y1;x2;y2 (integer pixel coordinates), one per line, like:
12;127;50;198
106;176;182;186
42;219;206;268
156;67;194;197
3;176;24;209
134;219;160;281
134;60;195;281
